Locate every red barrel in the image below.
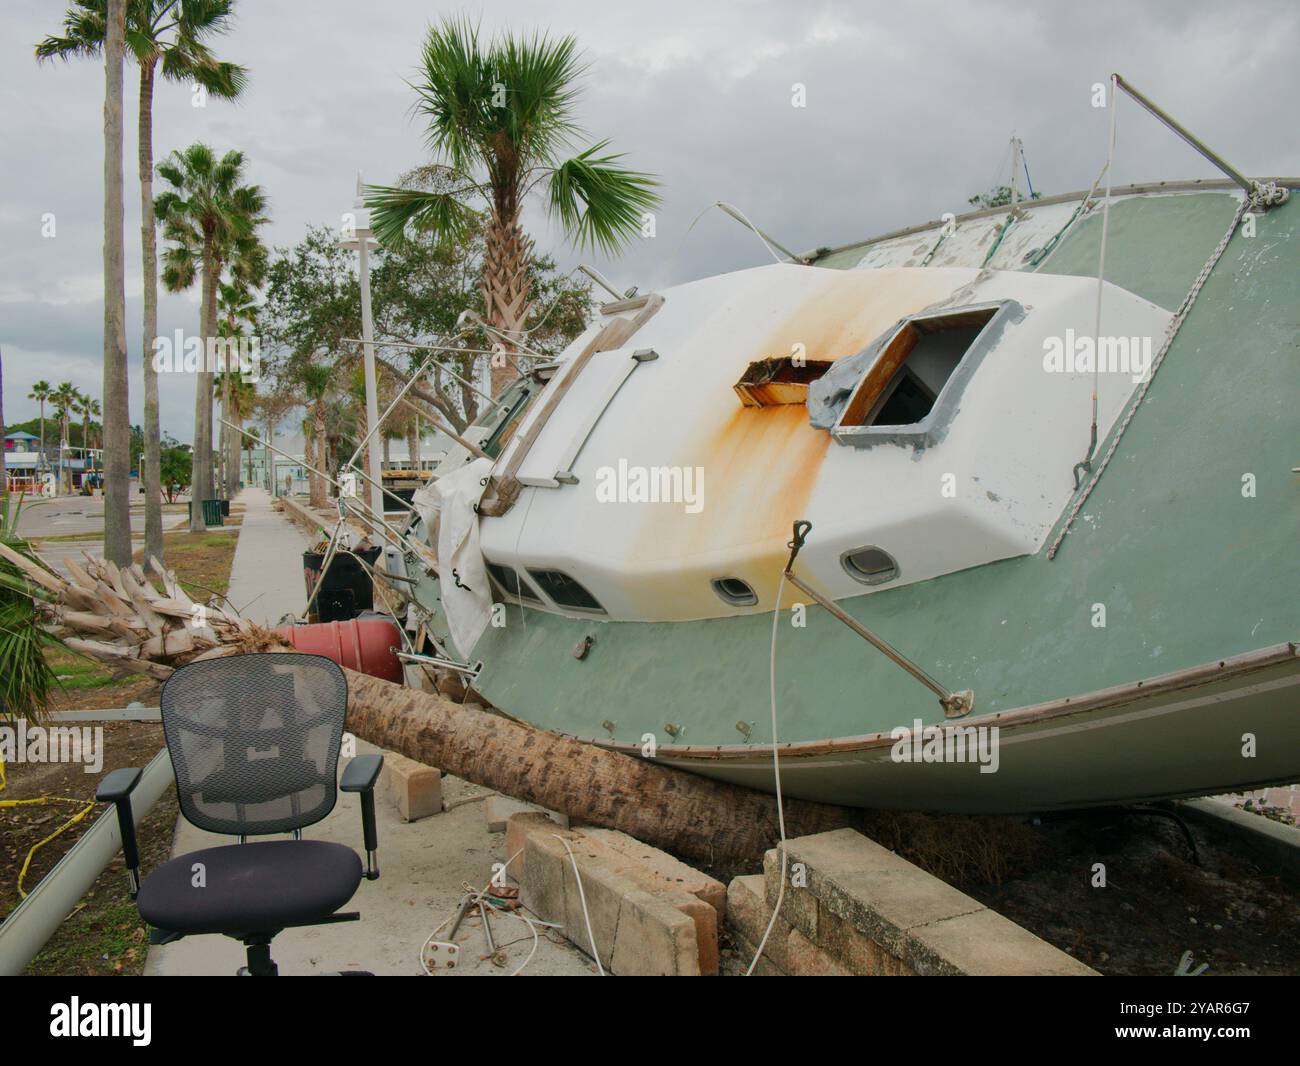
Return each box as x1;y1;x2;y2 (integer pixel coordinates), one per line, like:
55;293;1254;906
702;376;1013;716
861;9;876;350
273;618;404;683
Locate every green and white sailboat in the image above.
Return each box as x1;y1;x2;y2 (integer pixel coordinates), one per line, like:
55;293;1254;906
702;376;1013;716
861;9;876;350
392;164;1298;813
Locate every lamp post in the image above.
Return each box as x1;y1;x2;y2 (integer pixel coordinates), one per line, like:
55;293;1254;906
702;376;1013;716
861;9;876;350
340;175;384;520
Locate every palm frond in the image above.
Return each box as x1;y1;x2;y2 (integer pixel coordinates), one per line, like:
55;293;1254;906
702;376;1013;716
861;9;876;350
364;184;480;250
548;141;661;255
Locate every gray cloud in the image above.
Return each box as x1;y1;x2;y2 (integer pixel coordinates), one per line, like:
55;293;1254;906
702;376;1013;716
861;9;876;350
3;0;1297;441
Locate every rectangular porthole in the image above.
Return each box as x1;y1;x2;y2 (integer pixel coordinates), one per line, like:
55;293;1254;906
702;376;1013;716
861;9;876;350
734;356;834;407
526;569;606;613
839;307;998;428
485;562;540;603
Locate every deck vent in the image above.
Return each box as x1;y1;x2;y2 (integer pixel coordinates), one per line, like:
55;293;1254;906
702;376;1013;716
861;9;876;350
734;356;833;407
841;546;899;585
711;577;759;606
839;307;997;427
527;569;605;613
485;562;540;603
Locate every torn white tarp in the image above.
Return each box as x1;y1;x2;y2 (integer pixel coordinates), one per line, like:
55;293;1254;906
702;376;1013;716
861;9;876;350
413;456;495;657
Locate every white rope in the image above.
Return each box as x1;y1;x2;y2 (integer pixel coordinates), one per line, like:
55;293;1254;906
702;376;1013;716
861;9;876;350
1087;74;1120;465
554;834;605;975
1047;192;1249;559
746;570;790;975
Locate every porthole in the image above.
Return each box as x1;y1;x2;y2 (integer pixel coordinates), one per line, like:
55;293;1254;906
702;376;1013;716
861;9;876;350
840;546;899;585
711;577;758;607
527;569;605;613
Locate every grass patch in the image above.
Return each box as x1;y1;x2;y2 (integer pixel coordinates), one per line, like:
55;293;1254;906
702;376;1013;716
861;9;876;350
148;528;241;598
45;646;120;692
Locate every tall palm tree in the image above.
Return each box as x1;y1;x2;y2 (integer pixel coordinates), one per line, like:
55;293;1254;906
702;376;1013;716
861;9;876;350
155;143;266;530
51;383;80;493
215;251;264;497
37;0;248;563
213;369;256;491
297;362;333;509
366;17;659;396
98;0;130;560
27;380;52;459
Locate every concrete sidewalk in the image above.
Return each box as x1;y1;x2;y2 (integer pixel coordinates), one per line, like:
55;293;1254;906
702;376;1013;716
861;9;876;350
223;487;310;626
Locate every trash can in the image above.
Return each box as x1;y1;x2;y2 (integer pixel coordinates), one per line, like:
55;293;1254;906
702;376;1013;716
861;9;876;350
186;499;224;526
220;499;231;517
302;545;383;623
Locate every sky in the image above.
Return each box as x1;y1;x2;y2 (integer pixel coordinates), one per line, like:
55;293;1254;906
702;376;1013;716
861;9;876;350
2;0;1297;443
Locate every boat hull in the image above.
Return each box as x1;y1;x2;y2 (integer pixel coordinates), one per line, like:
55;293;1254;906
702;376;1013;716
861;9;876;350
634;646;1300;811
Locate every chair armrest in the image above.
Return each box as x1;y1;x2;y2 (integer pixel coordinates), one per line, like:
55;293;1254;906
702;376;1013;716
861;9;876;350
341;754;383;880
340;753;383;793
96;767;143;897
96;766;143;803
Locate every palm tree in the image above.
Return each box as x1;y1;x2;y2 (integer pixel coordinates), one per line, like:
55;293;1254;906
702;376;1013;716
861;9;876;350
51;383;79;493
99;0;130;559
215;254;264;497
155;143;266;530
297;363;334;509
213;369;256;491
27;380;52;460
366;17;659;396
37;0;247;563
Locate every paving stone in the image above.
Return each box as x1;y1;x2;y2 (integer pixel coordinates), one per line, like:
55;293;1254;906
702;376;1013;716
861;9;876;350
610;889;700;976
382;753;442;822
905;907;1099;976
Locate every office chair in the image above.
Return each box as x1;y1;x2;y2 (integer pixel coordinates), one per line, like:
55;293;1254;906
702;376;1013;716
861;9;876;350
97;652;384;976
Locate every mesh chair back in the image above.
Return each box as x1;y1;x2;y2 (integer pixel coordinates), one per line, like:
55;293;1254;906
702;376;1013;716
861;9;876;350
159;653;348;836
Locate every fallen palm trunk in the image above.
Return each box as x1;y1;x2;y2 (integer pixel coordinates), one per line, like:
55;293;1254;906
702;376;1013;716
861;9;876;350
341;668;858;868
13;544;859;868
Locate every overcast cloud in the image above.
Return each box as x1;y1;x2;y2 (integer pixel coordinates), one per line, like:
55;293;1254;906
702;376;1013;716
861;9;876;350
2;0;1297;441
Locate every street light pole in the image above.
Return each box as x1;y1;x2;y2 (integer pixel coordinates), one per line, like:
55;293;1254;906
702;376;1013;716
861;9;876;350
341;175;384;520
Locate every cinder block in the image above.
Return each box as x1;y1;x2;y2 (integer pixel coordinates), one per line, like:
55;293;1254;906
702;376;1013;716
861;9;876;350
579;827;727;920
726;874;794;975
382;753;442;822
727;931;786;976
904;907;1098;976
786;928;853;976
610;889;701;976
557;842;635;972
771;829;1097;977
505;811;563;882
817;903;914;976
513;820;705;976
520;831;568;924
486;794;568;833
762;848;819;940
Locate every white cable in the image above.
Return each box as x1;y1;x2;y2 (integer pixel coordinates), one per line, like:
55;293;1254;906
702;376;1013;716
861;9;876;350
746;570;789;976
553;834;605;975
1089;74;1120;458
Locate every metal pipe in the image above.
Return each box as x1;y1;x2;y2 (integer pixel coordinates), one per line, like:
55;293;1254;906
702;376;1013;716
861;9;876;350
1112;74;1254;194
716;201;804;262
342;338;510;412
783;521;974;718
394;396;491;461
0;748;173;975
578;264;628;303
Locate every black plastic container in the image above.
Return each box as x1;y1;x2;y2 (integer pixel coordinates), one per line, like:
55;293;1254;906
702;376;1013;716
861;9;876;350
302;545;383;623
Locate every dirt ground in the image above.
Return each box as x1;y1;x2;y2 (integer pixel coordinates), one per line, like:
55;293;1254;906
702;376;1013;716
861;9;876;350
0;721;177;975
953;810;1300;976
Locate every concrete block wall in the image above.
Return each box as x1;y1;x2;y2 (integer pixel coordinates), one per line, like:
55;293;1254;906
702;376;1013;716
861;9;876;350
509;813;726;976
729;828;1097;976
